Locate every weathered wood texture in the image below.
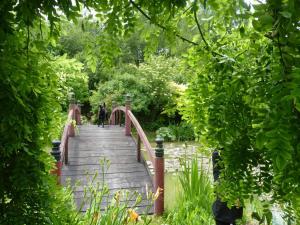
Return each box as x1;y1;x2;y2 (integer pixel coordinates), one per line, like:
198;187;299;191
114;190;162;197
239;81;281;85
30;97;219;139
61;125;153;214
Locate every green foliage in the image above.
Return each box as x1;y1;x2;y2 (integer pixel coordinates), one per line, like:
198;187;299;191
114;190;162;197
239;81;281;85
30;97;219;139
52;54;89;110
156;127;176;142
179;0;300;222
90;55;182;123
156;122;195;142
0;21;78;224
166;157;214;225
168;122;195;141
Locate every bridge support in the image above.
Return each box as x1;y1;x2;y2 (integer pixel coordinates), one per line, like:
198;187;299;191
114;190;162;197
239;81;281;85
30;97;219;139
51;140;62;184
76;100;82;125
154;136;164;215
125;94;131;136
111;101;116;125
69;93;76;137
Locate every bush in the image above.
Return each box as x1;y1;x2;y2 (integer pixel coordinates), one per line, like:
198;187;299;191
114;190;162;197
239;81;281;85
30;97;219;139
156;122;195;142
169;122;195;141
89;56;182;125
156;127;176;142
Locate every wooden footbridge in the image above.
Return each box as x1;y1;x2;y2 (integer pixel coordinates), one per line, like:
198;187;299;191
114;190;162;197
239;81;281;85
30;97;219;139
50;96;164;215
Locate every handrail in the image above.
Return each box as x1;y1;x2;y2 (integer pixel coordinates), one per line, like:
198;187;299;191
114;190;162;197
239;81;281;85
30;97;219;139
127;110;155;164
109;106;155;164
60;104;81;165
110;106;126;114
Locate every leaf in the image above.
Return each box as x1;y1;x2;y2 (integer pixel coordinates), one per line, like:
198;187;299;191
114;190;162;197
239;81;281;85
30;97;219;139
201;16;214;21
259;15;273;29
275;154;288;171
280;11;292;18
251;212;262;221
256;132;265;149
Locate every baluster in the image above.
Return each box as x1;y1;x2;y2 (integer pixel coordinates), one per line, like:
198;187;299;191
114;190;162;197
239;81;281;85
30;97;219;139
76;100;82;125
125;94;131;136
111;101;116;125
137;135;141;162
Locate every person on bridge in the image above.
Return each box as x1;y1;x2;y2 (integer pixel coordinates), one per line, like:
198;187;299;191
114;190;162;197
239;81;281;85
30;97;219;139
98;104;106;128
212;149;243;225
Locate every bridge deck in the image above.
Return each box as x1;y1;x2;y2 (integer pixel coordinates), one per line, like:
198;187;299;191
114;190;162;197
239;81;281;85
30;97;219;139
61;125;153;213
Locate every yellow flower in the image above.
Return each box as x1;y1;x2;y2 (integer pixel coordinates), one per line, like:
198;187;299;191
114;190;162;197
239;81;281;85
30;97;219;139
128;208;139;222
153;187;163;201
114;190;120;205
92;212;99;223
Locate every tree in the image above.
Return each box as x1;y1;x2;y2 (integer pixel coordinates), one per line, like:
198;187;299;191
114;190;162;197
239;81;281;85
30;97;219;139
90;55;183;128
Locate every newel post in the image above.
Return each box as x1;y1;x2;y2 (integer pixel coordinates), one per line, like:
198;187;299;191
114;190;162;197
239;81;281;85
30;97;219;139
154;136;164;215
76;100;82;125
69;92;75;137
111;101;116;125
125;94;131;136
51;140;62;184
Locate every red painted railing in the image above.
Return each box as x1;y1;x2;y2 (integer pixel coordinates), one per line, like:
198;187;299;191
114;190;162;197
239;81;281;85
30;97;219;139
109;100;164;215
60;104;81;164
51;103;81;184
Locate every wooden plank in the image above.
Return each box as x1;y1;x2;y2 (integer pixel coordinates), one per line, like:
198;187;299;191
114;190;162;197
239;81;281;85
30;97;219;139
67;157;139;165
68;182;152;193
62;170;149;180
62;174;152;186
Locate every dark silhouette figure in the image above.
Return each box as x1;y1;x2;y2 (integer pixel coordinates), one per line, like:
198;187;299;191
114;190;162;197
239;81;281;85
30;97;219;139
212;150;243;225
98;104;106;128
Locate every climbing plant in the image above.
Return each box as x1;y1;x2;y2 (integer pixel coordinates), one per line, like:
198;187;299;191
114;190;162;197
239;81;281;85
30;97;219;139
179;0;300;222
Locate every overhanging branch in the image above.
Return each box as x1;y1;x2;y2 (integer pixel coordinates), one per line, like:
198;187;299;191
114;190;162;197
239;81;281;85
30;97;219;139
192;2;224;57
129;0;199;46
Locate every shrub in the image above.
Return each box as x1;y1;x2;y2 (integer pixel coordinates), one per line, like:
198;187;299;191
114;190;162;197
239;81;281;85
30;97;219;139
156;122;195;142
169;122;195;141
156;127;176;142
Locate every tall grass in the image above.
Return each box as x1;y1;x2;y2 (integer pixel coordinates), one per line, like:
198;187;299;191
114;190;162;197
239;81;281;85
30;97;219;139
166;156;215;225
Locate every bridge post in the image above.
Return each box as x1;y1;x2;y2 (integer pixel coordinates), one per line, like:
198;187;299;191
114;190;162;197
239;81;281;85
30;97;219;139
69;92;76;137
76;100;82;125
111;101;116;125
51;140;62;184
118;110;121;127
64;135;69;165
154;136;164;215
125;94;131;136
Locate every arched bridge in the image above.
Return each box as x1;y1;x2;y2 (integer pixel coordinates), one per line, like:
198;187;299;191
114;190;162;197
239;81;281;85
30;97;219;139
50;97;164;215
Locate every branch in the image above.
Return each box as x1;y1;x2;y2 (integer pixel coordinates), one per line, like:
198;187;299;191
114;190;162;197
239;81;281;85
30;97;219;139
129;0;199;46
192;2;224;57
193;6;209;48
234;49;248;59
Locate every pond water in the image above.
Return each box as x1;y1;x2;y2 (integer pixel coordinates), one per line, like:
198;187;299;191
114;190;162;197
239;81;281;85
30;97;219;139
142;141;211;175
